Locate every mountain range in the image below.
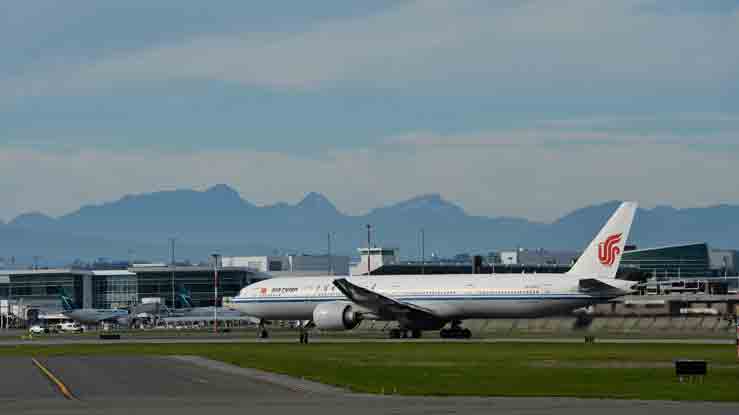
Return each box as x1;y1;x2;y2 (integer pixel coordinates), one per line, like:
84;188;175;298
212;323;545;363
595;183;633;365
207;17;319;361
1;184;738;266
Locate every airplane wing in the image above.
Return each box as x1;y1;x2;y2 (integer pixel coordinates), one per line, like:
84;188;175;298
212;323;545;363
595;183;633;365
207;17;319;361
332;278;440;320
65;311;120;325
98;312;128;323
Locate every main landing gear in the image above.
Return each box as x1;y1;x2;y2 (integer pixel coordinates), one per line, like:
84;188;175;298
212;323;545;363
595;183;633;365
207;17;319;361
257;320;269;339
439;321;471;339
388;328;423;339
299;327;310;344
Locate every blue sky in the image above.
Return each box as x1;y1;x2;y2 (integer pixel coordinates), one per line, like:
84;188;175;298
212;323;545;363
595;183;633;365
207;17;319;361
1;1;738;222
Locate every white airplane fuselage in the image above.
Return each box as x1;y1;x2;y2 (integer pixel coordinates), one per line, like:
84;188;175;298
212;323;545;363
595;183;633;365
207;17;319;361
231;201;638;332
230;273;632;321
63;308;129;325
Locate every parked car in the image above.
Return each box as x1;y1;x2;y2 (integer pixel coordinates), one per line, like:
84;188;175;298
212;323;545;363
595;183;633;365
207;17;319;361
56;322;83;333
29;325;49;334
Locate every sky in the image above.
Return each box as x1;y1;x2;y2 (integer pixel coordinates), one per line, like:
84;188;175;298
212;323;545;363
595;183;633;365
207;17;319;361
1;0;738;222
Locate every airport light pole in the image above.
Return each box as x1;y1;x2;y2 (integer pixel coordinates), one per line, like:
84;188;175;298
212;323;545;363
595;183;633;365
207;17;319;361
327;232;334;276
211;253;221;334
366;224;372;276
421;228;425;275
169;238;176;310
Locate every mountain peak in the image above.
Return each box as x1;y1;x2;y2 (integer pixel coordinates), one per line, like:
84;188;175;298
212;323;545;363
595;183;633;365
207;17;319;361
378;193;466;216
9;212;57;229
406;193;444;204
204;184;255;207
205;184;239;197
296;192;339;213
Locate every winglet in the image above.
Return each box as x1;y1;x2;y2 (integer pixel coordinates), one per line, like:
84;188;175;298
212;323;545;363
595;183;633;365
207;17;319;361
567;202;637;279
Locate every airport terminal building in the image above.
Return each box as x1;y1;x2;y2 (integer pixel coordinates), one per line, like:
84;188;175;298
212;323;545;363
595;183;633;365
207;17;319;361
1;243;736;323
0;266;264;316
363;243;737;282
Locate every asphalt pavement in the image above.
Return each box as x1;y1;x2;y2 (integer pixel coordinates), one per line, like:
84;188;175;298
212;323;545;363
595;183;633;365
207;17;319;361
0;335;734;346
1;355;738;415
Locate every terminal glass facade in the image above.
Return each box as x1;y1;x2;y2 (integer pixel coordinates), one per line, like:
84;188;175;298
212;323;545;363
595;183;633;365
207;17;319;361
6;272;85;307
134;267;256;308
93;274;138;309
621;243;711;279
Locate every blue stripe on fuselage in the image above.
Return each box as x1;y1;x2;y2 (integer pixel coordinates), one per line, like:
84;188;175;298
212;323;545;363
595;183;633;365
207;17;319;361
231;294;606;304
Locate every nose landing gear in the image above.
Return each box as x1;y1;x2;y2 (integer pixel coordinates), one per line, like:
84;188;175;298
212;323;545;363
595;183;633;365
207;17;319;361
257;320;269;339
298;320;314;344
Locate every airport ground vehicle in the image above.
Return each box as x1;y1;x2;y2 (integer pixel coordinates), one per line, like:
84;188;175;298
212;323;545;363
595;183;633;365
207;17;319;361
56;321;83;332
231;202;638;342
28;325;49;334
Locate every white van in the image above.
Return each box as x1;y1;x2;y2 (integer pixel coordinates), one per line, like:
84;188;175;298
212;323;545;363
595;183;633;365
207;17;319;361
57;322;83;333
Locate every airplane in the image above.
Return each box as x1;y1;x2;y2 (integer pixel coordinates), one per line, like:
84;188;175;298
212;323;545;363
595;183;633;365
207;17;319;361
229;201;638;342
60;292;131;327
161;286;257;322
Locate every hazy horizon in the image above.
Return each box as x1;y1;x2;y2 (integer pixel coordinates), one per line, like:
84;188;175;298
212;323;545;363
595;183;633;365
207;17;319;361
4;184;739;225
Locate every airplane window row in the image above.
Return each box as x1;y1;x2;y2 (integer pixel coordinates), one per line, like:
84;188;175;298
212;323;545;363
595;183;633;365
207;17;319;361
479;290;541;295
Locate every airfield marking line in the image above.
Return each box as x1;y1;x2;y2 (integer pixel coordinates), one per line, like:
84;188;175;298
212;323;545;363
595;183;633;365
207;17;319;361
31;357;77;400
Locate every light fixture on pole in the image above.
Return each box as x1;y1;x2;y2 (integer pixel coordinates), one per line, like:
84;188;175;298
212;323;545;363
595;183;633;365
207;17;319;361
211;253;221;334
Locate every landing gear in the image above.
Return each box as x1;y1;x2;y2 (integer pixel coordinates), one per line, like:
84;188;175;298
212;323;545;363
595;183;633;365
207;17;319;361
257;320;269;339
440;328;471;339
298;320;313;344
573;314;594;330
440;321;471;339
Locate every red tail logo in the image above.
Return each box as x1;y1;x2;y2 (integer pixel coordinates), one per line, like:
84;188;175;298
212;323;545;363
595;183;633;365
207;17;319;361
259;287;268;295
598;233;623;266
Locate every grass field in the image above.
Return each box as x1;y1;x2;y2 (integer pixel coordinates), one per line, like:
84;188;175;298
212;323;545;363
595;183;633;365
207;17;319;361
2;342;738;401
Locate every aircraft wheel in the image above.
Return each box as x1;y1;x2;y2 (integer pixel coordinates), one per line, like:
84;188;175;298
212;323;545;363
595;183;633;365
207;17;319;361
439;329;449;339
411;329;422;339
259;329;269;339
389;329;401;339
463;329;472;339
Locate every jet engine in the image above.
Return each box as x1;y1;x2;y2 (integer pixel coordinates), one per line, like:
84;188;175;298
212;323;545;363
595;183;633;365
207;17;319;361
116;316;132;327
313;302;360;330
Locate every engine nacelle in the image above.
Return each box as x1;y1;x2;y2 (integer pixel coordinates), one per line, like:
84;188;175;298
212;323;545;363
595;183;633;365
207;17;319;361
313;302;360;330
116;316;132;327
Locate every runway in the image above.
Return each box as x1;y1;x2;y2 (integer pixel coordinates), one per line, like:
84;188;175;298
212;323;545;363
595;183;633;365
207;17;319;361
0;335;733;347
2;355;738;414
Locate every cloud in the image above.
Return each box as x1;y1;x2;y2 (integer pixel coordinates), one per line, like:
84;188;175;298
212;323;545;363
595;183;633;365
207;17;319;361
4;0;738;98
2;126;738;223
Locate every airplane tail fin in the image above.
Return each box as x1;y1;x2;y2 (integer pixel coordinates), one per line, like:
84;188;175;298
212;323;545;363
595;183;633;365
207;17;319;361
59;288;76;312
176;285;194;309
566;202;637;279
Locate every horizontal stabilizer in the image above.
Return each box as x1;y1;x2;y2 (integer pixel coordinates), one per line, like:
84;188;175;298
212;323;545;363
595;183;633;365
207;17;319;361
578;278;625;294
